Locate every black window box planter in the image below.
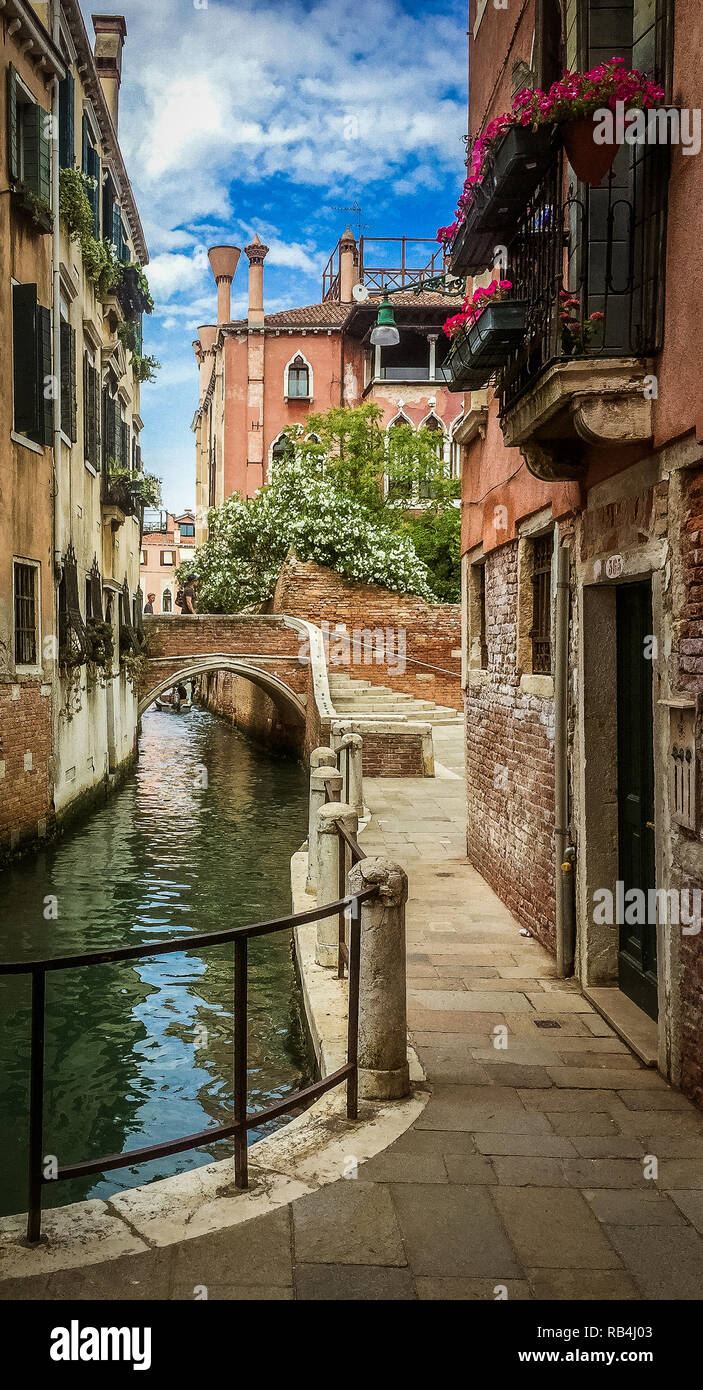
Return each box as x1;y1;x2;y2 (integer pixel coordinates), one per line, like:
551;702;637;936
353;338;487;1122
445;301;526;391
450;124;557;275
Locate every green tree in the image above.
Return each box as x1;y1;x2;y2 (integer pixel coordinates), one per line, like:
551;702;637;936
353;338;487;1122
186;405;461;612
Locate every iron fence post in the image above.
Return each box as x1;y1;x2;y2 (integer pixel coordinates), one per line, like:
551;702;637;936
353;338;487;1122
27;968;46;1243
233;937;248;1189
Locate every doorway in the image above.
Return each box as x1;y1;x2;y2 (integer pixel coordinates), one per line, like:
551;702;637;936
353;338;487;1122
616;582;657;1018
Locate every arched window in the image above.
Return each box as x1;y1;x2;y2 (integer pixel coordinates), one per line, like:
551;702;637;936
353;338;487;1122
386;414;414;502
449;416;464;480
286;354;311;400
418;414;445;499
162;589;172;613
271;432;290;465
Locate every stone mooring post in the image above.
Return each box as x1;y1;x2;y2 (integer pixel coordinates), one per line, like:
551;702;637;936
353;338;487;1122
306;765;342;894
339;732;363;818
315;801;357;968
348;856;410;1100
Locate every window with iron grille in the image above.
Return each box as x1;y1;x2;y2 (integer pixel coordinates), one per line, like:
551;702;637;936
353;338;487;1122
530;534;553;674
478;562;489;670
14;562;38;666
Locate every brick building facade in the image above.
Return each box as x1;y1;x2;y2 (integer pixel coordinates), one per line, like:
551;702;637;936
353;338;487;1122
452;0;703;1102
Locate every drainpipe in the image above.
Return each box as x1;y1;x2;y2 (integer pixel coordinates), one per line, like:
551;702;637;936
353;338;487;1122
554;532;572;976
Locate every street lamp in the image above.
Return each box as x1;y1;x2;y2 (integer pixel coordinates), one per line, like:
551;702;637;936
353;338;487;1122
370;293;400;347
368;273;465;347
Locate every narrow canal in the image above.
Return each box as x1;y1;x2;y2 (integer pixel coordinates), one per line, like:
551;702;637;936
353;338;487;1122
0;705;312;1218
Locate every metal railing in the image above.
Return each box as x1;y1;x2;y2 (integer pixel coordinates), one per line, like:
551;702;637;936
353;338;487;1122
322;235;447;301
0;803;375;1243
499;142;669;416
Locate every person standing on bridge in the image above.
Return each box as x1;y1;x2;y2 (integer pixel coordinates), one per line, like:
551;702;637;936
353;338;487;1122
144;593;156;614
179;575;197;615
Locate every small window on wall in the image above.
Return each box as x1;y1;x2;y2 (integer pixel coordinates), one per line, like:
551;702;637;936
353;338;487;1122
140;550;147;565
14;561;39;666
179;523;195;537
530;533;554;674
161;550;175;566
468;561;488;672
286;355;310;399
162;589;172;613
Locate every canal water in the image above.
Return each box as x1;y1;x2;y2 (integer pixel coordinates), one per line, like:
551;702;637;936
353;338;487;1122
0;706;312;1218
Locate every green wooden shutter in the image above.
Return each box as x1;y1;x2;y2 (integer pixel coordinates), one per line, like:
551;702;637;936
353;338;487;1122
12;283;39;437
37;305;53;447
60;322;77;442
22;102;51;205
59;72;75;169
121;420;130;470
22;102;41;194
89;146;100;236
135;314;143;356
85;358;99;468
112;199;121;252
7;64;19;183
83;353;90;459
92;365;100;467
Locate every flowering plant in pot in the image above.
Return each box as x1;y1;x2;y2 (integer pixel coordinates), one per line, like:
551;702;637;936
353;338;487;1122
558;291;605;355
438;58;664;252
443;280;515;338
443;281;525;392
512;57;664;184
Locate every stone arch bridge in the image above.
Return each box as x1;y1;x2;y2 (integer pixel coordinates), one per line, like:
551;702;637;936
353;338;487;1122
140;614;434;775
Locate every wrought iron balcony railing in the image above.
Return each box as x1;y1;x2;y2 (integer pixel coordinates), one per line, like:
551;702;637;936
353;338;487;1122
498;140;669;418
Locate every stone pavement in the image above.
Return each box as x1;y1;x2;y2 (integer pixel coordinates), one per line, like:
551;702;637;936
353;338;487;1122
6;726;703;1300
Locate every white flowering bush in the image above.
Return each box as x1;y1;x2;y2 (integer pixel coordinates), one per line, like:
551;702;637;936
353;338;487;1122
188;452;435;612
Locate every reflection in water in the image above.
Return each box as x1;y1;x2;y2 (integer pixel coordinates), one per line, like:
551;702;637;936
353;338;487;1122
0;707;311;1217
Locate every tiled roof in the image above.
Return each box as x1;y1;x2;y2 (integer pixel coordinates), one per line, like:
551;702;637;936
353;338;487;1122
224;291;462;334
226;302;349;330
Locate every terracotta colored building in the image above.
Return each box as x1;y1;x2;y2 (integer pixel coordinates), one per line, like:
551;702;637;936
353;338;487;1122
192;232;465;544
140;510;196;614
452;0;703;1102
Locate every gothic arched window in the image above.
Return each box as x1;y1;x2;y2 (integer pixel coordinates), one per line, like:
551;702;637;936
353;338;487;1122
286;355;311;399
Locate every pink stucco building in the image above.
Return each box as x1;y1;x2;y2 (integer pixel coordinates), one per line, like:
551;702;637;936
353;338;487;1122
192;231;465;542
139;510;196;613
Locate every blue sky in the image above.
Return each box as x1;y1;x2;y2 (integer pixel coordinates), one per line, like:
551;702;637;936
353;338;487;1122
81;0;468;512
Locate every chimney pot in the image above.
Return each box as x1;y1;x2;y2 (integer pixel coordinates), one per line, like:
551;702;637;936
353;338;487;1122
208;246;241;325
92;15;127;129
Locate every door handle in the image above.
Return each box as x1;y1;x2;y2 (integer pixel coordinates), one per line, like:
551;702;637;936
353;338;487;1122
646;821;655;830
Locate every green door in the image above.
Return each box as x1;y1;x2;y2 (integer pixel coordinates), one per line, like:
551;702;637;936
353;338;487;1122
616;583;657;1019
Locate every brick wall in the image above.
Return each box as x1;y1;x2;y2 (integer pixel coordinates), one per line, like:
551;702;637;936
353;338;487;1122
675;468;703;1109
0;682;54;864
271;555;463;710
465;542;556;948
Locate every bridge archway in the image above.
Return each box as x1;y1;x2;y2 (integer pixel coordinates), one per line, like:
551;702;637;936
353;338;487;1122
138;657;306;723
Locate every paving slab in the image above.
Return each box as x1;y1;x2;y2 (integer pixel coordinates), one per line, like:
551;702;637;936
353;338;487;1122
391;1184;522;1278
291;1182;406;1267
294;1264;416;1300
605;1226;703;1299
492;1188;623;1269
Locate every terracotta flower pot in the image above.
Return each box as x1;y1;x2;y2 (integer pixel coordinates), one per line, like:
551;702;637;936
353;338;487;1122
562;117;621;185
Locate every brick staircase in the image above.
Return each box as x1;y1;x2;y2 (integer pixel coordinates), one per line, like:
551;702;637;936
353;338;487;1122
328;673;463;725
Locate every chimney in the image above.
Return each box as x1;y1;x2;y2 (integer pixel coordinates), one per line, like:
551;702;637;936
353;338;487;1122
339;227;358;303
208;245;241;326
92;15;127;130
244;235;269;326
194;325;217;398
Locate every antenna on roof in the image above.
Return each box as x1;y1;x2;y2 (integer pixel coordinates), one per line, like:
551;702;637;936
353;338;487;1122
331;201;367;240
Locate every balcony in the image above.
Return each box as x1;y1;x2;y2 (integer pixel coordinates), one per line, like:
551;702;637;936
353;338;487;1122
450;124;558;278
496;143;669;480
